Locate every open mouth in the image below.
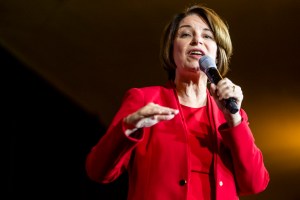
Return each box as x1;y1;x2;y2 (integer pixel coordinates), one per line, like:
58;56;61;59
188;49;204;56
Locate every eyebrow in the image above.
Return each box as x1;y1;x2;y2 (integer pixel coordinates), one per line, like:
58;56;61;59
178;24;212;32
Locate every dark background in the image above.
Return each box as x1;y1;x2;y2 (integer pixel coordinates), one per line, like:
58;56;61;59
5;0;300;199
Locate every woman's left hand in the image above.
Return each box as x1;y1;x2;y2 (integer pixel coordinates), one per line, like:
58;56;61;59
209;78;243;127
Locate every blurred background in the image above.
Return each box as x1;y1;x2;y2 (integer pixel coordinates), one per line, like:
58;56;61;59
5;0;300;199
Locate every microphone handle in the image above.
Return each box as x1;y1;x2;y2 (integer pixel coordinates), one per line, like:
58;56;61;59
224;98;239;114
206;68;239;114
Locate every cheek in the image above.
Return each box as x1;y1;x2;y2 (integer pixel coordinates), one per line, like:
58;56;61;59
173;43;184;65
173;42;182;55
207;43;218;60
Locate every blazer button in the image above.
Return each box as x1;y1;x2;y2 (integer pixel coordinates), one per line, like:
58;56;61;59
219;181;223;186
179;179;187;186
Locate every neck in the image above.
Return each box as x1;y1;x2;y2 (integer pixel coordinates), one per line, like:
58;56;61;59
174;77;208;108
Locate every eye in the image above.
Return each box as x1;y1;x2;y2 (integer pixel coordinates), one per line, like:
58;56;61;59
179;32;192;38
203;34;214;40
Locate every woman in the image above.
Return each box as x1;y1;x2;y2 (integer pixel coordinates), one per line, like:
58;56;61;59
85;4;270;200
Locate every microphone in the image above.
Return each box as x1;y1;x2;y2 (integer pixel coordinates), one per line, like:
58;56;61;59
199;55;239;114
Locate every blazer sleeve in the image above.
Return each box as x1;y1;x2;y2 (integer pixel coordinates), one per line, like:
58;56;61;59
85;88;146;183
218;110;270;195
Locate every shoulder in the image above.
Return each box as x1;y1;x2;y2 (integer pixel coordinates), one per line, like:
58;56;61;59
124;83;175;103
126;83;173;95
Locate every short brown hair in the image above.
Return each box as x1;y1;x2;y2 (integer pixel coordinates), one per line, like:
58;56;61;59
160;4;233;80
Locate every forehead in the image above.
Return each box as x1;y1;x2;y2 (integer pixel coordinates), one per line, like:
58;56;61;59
179;14;209;29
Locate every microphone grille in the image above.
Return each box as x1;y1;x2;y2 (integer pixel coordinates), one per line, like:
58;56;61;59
199;55;217;73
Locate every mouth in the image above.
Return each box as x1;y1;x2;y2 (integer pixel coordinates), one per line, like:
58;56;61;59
188;49;204;56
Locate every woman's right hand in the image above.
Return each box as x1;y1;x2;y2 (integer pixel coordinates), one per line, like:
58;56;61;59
123;102;179;135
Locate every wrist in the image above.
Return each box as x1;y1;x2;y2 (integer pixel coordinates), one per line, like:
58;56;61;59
123;117;138;136
225;113;242;127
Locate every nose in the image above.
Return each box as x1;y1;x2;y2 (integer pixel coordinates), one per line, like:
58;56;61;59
191;35;203;45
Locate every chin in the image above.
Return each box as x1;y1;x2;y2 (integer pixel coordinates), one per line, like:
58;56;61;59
190;67;200;72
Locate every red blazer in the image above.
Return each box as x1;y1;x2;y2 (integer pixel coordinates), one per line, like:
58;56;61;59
85;83;269;200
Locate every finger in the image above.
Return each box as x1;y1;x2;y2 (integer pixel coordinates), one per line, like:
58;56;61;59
153;104;179;115
157;107;179;115
141;103;179;117
217;82;237;100
209;83;218;98
135;113;177;128
155;113;176;121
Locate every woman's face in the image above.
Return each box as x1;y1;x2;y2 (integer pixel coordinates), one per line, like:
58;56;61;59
173;14;218;79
